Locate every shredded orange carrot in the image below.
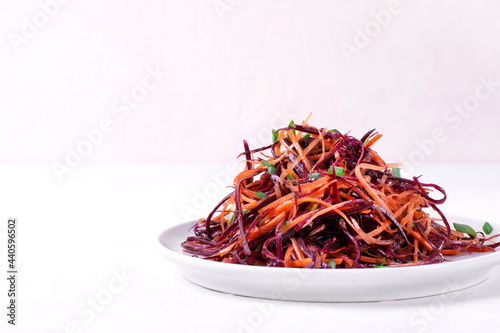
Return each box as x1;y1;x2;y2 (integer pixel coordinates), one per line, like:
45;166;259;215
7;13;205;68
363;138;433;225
364;133;383;148
441;249;460;255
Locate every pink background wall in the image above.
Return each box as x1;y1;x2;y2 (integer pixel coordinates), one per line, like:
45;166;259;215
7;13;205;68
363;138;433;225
1;0;499;169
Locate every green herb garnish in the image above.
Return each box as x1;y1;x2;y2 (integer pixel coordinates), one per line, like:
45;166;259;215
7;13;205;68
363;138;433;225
328;260;336;269
262;160;276;174
255;192;266;199
453;223;477;237
227;212;234;225
288;120;296;136
272;129;278;143
483;222;493;235
392;167;401;178
327;165;344;176
375;257;386;268
309;172;321;180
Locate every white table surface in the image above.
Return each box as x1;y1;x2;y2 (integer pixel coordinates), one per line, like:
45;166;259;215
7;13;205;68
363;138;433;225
1;162;499;333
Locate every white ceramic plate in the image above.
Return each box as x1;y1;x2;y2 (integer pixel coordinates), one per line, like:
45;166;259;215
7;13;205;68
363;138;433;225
158;215;500;302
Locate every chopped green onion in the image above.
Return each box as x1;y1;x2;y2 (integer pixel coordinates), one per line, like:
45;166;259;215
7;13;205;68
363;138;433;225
255;192;266;199
392;167;401;178
227;212;234;225
328;259;336;269
288;120;296;136
272;129;278;143
255;244;262;251
311;203;318;211
227;205;235;225
303;133;311;139
309;172;321;180
483;222;493;235
375;257;386;268
453;223;477;237
262;160;272;167
287;174;294;181
327;166;344;176
329;129;339;134
242;209;248;215
261;160;276;174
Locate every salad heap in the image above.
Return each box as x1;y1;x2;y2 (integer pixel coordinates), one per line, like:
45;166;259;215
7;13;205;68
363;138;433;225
182;117;498;268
